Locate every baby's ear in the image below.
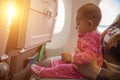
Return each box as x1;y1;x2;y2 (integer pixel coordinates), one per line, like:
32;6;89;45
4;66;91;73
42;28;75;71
88;20;94;28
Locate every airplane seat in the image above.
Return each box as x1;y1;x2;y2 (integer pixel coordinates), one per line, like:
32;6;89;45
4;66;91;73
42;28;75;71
0;1;11;80
0;0;57;80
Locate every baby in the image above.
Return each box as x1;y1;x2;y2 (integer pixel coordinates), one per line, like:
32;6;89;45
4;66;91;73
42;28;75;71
31;3;103;79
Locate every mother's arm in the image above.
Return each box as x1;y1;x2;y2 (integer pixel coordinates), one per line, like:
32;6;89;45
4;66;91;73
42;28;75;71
74;61;100;80
76;60;120;80
96;67;120;80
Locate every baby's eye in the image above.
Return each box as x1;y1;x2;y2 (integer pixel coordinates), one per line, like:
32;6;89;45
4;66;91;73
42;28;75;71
76;24;79;29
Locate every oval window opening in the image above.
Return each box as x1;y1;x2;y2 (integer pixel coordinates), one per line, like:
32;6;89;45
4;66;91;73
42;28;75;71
53;0;65;34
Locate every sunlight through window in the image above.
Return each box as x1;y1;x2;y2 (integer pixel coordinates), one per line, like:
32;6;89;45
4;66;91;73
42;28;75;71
8;4;15;26
53;0;65;34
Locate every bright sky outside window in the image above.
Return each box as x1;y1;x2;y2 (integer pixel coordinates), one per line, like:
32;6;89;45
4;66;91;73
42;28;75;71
53;0;65;34
98;0;120;33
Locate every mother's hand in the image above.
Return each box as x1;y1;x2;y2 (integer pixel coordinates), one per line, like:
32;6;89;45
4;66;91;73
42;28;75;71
75;60;101;80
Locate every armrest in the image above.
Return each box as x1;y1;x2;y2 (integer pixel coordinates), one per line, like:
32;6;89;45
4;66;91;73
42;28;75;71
0;54;9;61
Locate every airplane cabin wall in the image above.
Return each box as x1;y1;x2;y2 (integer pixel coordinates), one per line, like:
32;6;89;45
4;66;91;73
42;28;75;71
46;0;72;57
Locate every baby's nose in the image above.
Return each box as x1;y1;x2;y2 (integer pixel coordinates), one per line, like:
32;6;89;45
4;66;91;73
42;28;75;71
76;25;78;29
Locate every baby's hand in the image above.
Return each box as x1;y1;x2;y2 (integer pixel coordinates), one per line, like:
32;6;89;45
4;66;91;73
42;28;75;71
75;48;81;54
61;52;72;63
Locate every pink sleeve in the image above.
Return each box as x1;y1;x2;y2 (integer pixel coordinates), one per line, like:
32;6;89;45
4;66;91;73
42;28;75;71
73;33;102;65
73;47;96;65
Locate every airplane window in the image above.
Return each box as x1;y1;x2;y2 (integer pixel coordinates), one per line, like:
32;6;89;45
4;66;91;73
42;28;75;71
53;0;65;34
98;0;120;33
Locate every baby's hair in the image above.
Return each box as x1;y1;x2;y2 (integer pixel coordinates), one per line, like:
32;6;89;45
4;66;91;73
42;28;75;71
76;3;102;27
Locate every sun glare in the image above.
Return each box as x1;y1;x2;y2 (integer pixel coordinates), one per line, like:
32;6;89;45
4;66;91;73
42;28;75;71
7;4;15;26
53;0;65;34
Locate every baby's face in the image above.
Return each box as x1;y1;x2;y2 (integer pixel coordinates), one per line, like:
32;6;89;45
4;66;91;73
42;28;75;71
76;14;90;34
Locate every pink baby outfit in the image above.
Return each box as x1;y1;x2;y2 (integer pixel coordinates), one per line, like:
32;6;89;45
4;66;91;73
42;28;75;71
31;31;103;79
74;31;103;66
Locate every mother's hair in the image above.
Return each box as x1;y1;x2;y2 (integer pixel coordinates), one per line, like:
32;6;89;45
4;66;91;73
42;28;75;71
102;14;120;65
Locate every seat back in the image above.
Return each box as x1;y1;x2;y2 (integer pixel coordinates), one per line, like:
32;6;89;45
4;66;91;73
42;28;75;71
0;0;57;80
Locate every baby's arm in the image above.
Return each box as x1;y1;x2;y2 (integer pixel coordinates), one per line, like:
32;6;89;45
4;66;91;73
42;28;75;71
75;48;81;54
73;48;97;65
61;49;96;64
73;34;102;65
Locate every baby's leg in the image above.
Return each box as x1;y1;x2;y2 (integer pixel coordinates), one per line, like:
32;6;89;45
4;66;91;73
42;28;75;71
40;56;62;67
31;64;84;78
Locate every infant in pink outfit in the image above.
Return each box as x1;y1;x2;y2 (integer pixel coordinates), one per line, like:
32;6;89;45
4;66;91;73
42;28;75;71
31;3;103;79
